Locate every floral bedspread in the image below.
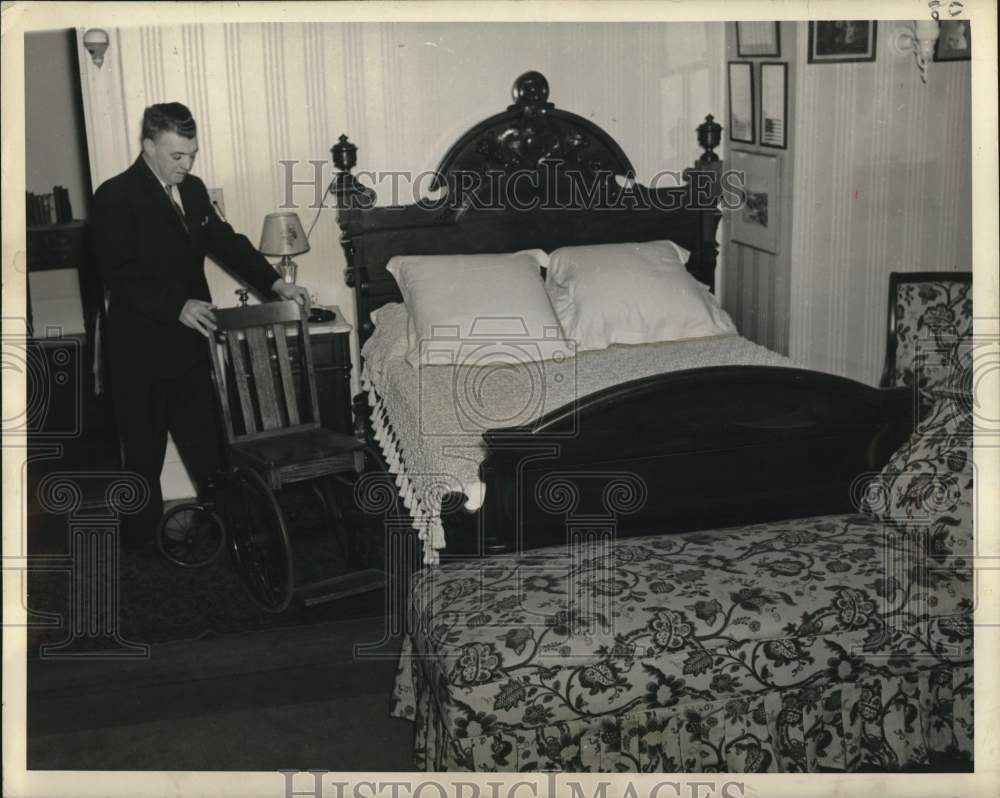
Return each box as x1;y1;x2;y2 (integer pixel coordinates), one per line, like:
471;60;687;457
390;513;972;772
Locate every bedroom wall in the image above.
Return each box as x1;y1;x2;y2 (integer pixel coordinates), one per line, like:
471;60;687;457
76;21;725;499
25;30;91;221
78;22;726;315
25;29;92;336
788;20;972;386
724;21;972;385
721;21;797;356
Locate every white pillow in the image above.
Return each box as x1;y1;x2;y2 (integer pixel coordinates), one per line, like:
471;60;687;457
362;302;411;379
545;240;737;351
386;249;574;367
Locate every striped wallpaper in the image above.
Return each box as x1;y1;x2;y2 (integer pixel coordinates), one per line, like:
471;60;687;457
720;23;797;357
80;22;725;324
723;21;972;385
77;21;725;499
789;21;972;385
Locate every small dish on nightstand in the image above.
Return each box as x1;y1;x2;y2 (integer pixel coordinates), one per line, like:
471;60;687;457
308;306;337;323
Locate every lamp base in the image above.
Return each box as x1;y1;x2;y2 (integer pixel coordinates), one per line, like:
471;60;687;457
277;256;298;285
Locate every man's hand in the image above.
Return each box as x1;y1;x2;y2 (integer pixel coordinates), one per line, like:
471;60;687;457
179;299;217;338
272;279;312;316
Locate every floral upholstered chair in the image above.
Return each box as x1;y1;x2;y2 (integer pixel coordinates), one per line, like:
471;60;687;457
865;392;974;558
880;271;973;416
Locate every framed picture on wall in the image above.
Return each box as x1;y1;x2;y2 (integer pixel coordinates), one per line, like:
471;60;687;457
808;21;878;63
736;22;780;57
935;20;971;61
730;150;781;254
728;62;755;144
759;63;787;149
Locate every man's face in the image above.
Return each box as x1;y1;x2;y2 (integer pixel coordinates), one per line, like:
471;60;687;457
142;131;198;185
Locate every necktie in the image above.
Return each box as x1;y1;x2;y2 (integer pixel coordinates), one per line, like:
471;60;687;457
165;184;188;232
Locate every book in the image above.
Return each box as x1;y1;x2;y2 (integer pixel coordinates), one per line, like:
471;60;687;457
55;186;71;224
26;187;76;226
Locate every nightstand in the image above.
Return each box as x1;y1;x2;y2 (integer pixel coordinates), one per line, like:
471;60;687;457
301;308;385;603
290;306;354;436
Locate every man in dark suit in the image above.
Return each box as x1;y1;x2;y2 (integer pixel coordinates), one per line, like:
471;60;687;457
92;102;310;549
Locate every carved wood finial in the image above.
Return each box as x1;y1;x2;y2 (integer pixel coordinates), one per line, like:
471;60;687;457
684;115;723;204
696;114;723;164
332;133;357;173
509;71;553;110
430;70;633;192
330;133;377;207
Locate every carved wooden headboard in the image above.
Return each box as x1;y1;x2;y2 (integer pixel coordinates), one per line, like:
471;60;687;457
333;71;723;346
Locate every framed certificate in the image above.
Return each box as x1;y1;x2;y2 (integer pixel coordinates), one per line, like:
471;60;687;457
728;62;755;145
736;22;780;57
760;63;787;149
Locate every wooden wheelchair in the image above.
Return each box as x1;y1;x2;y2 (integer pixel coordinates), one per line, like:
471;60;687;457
155;300;372;612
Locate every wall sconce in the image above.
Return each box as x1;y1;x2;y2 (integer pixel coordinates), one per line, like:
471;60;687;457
82;28;110;68
891;20;940;83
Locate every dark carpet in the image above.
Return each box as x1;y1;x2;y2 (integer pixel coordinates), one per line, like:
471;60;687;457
28;616;415;771
26;478;415;772
26;481;390;657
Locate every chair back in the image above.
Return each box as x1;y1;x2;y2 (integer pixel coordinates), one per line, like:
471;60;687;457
207;300;321;444
880;271;972;407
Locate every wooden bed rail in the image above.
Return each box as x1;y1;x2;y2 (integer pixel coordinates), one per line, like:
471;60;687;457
441;367;913;556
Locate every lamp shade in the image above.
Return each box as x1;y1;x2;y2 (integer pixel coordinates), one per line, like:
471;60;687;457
259;211;310;257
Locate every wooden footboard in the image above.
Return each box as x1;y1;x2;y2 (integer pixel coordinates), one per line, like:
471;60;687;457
440;366;913;555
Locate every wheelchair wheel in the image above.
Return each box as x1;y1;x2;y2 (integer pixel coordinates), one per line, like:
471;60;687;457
312;477;352;565
223;467;294;613
276;481;334;535
156;503;226;568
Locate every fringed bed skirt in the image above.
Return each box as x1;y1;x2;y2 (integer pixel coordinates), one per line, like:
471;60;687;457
393;640;972;773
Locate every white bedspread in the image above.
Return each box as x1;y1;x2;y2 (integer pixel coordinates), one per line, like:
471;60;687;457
361;303;793;562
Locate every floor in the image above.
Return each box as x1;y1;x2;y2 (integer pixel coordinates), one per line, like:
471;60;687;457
28;616;414;771
24;455;415;772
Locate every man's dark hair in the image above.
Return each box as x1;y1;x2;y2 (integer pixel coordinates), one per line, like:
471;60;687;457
141;102;197;142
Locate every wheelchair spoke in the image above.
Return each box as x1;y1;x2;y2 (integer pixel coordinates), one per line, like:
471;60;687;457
313;478;352;565
225;468;294;612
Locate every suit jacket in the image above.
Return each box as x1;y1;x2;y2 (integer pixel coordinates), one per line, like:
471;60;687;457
92;157;280;378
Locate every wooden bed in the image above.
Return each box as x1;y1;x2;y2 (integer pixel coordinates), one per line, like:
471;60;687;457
333;73;972;773
334;71;912;558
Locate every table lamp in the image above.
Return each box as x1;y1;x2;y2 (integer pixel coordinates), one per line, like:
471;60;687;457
259;211;310;284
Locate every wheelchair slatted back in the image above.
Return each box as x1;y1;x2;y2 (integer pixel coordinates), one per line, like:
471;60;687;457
207;300;321;444
244;326;284;429
270;329;299;426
